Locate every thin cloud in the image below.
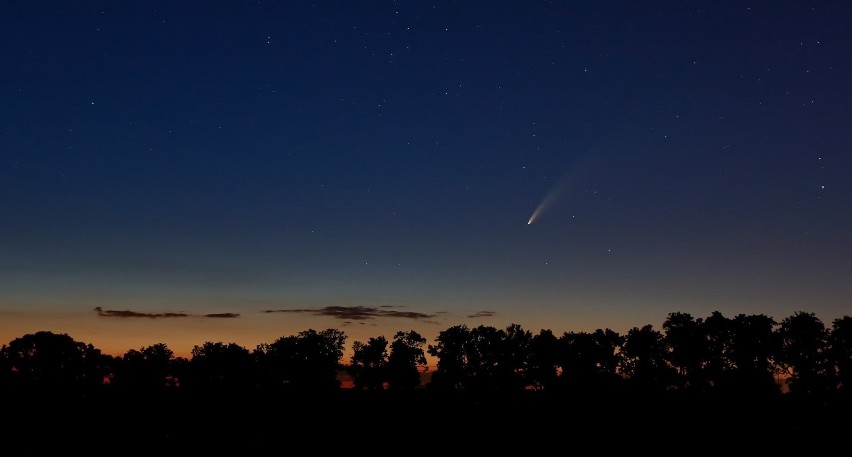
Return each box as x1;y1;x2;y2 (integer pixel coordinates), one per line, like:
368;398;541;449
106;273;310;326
204;313;240;318
468;311;497;319
95;307;188;319
95;307;239;319
262;309;312;314
263;305;436;321
382;310;436;319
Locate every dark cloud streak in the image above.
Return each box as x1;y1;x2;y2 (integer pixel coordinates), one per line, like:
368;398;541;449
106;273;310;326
95;307;239;319
467;311;497;319
204;313;240;318
263;306;435;321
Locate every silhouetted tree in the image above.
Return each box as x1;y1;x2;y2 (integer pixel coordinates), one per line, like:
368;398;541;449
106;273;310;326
0;331;106;391
264;329;347;390
830;316;852;392
171;356;191;389
558;329;623;391
527;329;559;390
726;314;779;394
777;312;833;395
663;312;708;391
428;324;531;391
465;325;505;391
701;311;733;389
252;342;274;390
620;325;674;390
349;336;388;390
558;331;597;387
428;325;473;391
188;342;252;391
387;330;427;390
490;324;532;391
114;343;177;391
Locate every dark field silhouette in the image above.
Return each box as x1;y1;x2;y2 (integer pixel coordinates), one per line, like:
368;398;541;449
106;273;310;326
1;311;851;453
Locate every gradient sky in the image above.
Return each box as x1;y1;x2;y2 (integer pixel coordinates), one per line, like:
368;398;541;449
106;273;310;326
2;1;851;358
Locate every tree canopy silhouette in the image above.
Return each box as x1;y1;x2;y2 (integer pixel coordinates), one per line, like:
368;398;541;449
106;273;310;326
0;331;106;391
727;313;779;394
663;312;707;391
188;342;252;391
777;312;833;395
387;330;428;390
558;328;623;391
349;336;388;390
114;343;178;391
256;328;347;391
2;311;852;396
620;325;674;391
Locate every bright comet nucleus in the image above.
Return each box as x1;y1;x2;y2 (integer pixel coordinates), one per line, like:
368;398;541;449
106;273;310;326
528;172;574;225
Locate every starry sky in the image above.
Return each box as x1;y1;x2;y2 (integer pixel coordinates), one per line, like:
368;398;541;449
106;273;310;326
2;1;851;357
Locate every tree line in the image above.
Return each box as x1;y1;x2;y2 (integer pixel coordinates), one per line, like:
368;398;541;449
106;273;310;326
2;311;851;396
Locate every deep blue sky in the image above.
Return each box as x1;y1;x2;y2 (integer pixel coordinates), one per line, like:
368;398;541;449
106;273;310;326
1;1;850;354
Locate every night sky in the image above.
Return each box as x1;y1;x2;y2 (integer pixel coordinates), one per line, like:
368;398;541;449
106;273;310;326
2;1;851;357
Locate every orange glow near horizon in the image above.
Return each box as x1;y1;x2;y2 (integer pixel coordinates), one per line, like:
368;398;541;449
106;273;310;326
0;305;657;376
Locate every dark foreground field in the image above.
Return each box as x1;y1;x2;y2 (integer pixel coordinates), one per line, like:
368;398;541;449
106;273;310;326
2;390;849;455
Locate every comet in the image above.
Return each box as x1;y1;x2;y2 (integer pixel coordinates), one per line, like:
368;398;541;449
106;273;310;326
527;153;600;225
527;180;566;225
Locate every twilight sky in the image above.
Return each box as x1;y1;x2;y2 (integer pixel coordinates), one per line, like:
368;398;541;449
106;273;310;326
1;1;850;357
